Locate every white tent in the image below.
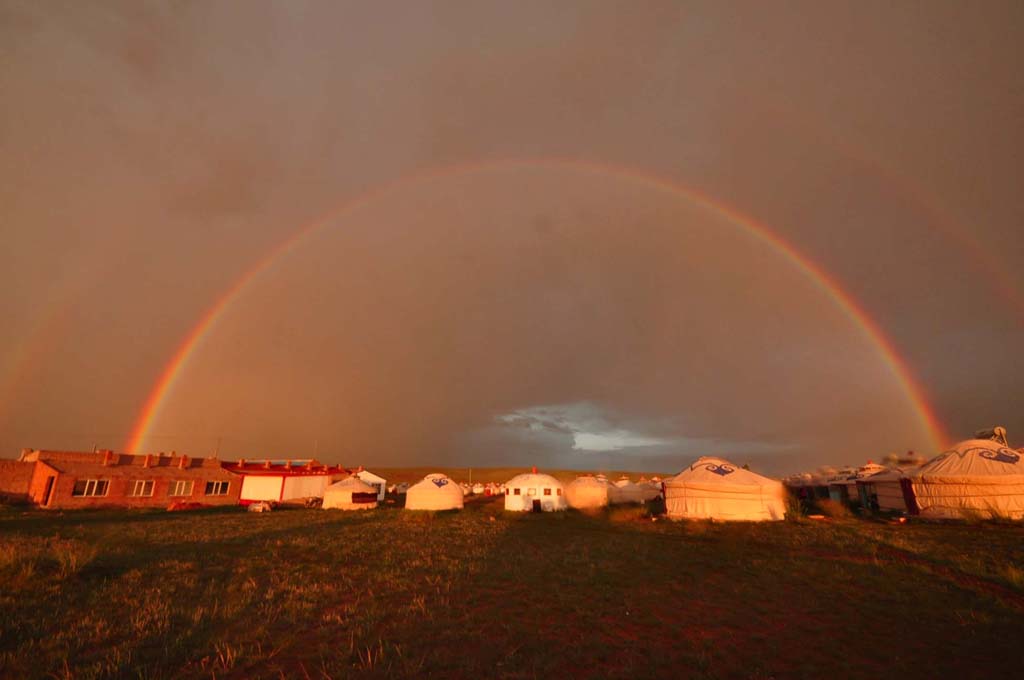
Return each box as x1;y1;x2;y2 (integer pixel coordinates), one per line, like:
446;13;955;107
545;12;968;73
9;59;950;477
637;480;663;501
504;470;567;512
471;483;485;495
611;480;646;504
664;456;787;521
565;475;614;509
322;476;378;510
404;473;464;511
907;438;1024;519
355;470;387;502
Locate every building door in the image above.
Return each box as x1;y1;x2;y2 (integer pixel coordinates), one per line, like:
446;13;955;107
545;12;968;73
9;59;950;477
41;476;55;506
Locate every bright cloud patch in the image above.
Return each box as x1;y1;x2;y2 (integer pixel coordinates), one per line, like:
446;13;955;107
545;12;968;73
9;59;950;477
497;402;675;452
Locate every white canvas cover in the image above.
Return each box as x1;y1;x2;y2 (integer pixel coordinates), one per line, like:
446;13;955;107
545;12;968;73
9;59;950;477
637;480;663;501
908;439;1024;519
565;475;613;509
405;473;464;510
611;481;646;504
283;475;330;500
504;472;567;512
241;475;284;502
664;457;787;521
322;477;378;510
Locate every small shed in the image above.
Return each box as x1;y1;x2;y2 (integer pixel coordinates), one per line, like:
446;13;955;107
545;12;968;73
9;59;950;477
355;470;387;501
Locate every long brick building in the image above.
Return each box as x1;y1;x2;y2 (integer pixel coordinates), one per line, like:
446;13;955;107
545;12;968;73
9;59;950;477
4;449;241;509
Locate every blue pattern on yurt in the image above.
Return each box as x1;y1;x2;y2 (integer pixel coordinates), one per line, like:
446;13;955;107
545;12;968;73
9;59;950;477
431;478;449;488
705;464;735;476
978;447;1021;464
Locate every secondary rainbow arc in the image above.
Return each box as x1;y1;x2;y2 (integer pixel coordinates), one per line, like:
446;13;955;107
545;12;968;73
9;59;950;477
124;158;950;455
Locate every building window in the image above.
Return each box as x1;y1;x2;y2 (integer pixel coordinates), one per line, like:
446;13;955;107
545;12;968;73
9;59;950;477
71;479;109;497
128;480;154;497
169;480;194;497
205;481;229;496
513;488;521;495
527;488;536;496
557;488;562;496
544;488;551;496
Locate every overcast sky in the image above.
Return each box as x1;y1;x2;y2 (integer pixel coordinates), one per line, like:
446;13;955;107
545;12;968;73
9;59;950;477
1;1;1021;475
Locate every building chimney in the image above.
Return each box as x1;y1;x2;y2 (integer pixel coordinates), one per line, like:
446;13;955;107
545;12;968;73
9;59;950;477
102;450;113;466
532;466;537;474
306;460;314;470
178;454;189;470
264;460;272;469
237;458;245;467
143;454;153;468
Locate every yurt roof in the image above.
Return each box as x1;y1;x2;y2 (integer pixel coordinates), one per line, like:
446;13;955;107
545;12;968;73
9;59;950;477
326;476;376;493
408;473;462;492
914;439;1024;479
568;475;607;488
355;470;386;483
860;466;919;483
506;472;563;488
666;456;780;487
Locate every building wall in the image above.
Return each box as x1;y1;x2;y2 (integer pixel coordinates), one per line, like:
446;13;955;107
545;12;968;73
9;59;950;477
0;460;34;501
39;470;241;510
28;461;59;505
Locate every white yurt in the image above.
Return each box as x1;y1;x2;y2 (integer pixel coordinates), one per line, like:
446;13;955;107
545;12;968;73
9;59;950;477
322;476;379;510
611;480;646;504
404;473;464;511
906;434;1024;519
565;475;614;509
637;480;663;501
504;469;567;512
664;457;787;521
472;483;485;495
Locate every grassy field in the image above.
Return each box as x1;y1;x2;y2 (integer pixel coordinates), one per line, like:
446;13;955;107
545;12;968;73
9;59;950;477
1;497;1022;680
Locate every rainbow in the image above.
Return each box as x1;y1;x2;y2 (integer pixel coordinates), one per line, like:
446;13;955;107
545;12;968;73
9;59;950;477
761;95;1024;320
124;158;950;454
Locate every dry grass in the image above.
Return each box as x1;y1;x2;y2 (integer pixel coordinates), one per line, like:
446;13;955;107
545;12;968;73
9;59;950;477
0;500;1022;679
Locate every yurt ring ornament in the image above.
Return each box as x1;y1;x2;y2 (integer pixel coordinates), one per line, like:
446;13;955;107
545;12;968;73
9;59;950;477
704;463;736;476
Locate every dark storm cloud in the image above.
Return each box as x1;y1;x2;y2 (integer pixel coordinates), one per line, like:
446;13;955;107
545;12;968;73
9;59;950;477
1;1;1021;474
